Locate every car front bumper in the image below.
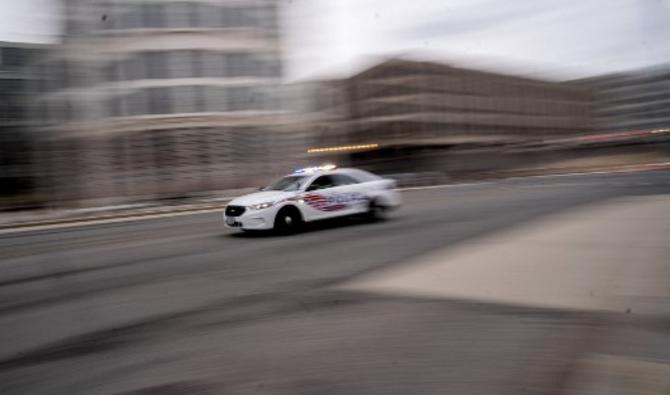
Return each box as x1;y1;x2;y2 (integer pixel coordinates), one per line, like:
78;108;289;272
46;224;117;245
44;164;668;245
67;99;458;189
377;189;403;209
223;207;278;230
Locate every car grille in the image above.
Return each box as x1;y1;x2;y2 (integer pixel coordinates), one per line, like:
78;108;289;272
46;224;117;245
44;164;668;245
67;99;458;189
225;205;246;217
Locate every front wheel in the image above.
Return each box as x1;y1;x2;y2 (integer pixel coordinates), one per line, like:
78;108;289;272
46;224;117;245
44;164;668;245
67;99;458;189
366;198;389;221
274;206;302;234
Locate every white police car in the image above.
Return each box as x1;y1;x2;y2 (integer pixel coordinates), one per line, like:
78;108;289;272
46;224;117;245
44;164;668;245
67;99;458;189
223;165;401;232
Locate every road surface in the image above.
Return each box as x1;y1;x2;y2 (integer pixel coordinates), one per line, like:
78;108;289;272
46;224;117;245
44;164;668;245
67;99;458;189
1;171;670;394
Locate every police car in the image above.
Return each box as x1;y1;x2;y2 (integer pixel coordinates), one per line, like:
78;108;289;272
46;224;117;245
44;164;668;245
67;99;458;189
223;165;401;232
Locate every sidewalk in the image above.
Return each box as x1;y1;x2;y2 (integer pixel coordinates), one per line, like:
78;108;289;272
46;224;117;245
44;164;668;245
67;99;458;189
341;195;670;394
341;195;670;314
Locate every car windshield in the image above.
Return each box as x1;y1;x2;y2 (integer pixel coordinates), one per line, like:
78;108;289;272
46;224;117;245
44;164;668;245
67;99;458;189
263;175;308;191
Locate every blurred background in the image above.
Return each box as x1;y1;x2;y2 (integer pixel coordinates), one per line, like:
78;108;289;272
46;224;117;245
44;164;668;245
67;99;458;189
3;2;670;395
1;0;669;210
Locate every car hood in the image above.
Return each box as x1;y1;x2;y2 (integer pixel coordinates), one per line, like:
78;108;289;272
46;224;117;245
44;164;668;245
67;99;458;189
228;190;297;206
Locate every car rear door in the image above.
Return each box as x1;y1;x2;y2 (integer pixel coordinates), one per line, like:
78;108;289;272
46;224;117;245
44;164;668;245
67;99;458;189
330;173;369;214
300;175;362;221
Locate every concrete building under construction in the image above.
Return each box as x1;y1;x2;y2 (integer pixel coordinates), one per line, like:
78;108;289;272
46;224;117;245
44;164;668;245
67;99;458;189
578;65;670;132
309;58;594;175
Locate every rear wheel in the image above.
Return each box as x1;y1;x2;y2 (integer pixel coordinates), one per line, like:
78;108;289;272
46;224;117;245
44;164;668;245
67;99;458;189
274;206;302;234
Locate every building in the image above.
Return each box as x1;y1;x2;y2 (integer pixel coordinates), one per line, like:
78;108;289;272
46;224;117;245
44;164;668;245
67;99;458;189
579;65;670;132
307;58;594;174
284;80;350;160
34;0;302;205
0;42;47;208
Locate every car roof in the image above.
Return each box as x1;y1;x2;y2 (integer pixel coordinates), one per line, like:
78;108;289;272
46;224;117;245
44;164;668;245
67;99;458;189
287;167;356;176
286;168;382;181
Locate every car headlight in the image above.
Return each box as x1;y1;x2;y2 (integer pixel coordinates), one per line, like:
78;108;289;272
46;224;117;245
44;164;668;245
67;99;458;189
248;201;275;210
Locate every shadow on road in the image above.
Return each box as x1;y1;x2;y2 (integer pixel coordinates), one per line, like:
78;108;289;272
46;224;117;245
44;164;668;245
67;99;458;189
225;216;388;238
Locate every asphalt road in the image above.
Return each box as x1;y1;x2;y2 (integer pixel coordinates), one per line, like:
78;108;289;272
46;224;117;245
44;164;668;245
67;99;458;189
1;171;670;395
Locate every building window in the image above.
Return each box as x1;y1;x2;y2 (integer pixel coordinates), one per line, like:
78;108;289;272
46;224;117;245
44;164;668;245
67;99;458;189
189;50;203;78
109;95;123;117
123;55;144;81
103;61;118;82
167;2;198;28
142;3;165;28
202;52;225;77
119;4;142;29
65;19;83;36
249;5;279;30
47;101;59;125
0;78;22;94
169;50;202;78
0;47;23;68
169;51;189;78
142;52;168;79
222;8;250;27
198;3;222;28
63;99;74;123
127;90;147;116
225;53;250;77
261;86;279;110
228;87;249;111
107;61;120;82
193;85;205;111
258;56;282;77
97;1;117;30
259;4;278;31
172;85;205;113
147;87;172;114
174;86;194;113
205;87;227;112
228;87;265;111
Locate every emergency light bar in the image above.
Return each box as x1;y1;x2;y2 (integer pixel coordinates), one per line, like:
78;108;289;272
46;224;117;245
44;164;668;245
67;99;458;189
292;164;337;174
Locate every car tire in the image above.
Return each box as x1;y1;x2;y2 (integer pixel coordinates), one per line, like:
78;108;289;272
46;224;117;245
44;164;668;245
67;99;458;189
274;206;302;234
366;198;388;221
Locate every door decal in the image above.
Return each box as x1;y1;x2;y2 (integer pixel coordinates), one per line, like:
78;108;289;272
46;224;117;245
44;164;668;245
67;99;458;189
303;192;367;212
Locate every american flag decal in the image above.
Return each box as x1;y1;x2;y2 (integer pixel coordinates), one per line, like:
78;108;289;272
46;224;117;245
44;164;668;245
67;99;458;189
303;193;347;212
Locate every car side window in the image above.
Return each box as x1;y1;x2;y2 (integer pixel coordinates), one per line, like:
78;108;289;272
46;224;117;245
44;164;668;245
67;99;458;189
330;174;359;186
345;169;381;182
306;175;336;191
306;174;361;191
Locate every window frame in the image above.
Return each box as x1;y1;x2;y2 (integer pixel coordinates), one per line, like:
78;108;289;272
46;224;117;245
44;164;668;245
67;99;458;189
305;174;358;191
305;175;335;192
330;173;360;186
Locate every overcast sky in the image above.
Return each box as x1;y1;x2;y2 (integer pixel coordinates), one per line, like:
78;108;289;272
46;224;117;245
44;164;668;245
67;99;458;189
282;0;670;80
0;0;60;44
2;0;669;81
